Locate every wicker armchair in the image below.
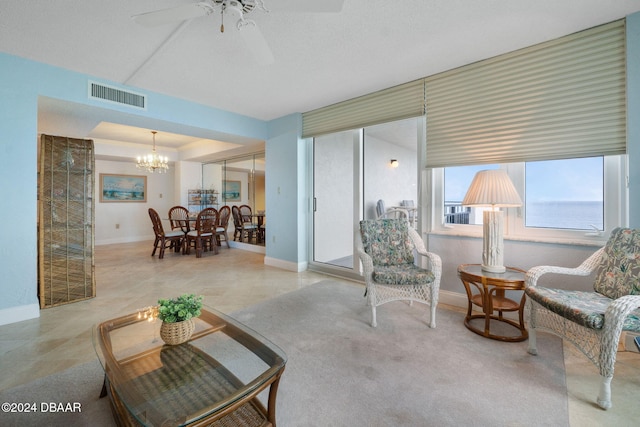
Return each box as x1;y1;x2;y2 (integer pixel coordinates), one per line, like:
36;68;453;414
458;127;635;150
525;227;640;409
357;219;442;328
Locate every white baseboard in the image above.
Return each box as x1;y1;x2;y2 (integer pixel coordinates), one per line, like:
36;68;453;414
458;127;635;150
0;303;40;326
264;256;307;272
438;289;468;310
228;241;266;254
96;235;153;246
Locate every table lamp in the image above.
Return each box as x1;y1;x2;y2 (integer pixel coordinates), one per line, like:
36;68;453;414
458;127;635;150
462;169;522;273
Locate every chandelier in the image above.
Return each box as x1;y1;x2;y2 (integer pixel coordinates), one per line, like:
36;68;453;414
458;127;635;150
136;131;169;173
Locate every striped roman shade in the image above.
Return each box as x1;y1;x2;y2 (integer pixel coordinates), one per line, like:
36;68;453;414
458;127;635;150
302;79;425;138
425;19;627;168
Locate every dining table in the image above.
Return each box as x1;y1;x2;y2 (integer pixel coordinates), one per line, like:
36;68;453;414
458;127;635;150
252;212;266;228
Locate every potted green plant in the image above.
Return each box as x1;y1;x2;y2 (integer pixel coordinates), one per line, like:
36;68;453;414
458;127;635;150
157;294;203;345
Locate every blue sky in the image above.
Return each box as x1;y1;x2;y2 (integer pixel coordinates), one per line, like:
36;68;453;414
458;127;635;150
525;157;603;202
445;157;604;202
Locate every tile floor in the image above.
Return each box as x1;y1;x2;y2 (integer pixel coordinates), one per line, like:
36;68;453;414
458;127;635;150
0;240;638;426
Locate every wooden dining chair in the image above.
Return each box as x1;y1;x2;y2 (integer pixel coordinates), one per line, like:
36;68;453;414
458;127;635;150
216;205;231;248
240;204;260;242
239;204;253;223
185;208;219;258
232;205;258;243
168;205;190;235
148;208;184;259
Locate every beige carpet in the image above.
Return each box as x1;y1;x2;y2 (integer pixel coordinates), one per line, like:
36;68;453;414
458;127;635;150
0;281;568;426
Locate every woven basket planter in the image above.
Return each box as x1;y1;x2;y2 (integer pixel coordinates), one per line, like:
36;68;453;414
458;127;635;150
160;319;195;345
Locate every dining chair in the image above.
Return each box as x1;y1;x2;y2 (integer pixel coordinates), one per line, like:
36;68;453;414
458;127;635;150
185;208;219;258
168;205;190;236
239;204;254;223
240;205;262;243
216;205;231;248
148;208;184;259
259;218;266;244
232;205;258;243
401;199;417;227
376;199;386;218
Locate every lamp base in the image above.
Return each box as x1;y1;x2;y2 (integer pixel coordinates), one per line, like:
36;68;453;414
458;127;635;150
481;264;506;274
481;210;506;274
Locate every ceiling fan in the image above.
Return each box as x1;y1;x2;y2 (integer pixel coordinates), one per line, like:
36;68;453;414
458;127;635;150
132;0;345;64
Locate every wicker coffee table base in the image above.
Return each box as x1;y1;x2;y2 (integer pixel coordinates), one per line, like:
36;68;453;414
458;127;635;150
102;375;272;427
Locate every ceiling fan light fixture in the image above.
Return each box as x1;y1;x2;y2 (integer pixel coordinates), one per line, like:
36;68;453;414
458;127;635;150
132;0;342;64
219;1;251;33
214;0;262;15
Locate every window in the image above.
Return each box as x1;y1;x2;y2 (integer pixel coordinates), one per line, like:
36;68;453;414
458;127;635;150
444;164;498;225
525;158;603;231
433;155;626;244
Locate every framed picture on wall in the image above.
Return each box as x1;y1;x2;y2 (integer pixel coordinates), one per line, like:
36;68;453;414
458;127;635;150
100;174;147;202
223;180;241;202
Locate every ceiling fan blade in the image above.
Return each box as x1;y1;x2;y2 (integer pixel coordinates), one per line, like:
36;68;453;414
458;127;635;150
267;0;344;13
238;21;275;65
132;2;213;27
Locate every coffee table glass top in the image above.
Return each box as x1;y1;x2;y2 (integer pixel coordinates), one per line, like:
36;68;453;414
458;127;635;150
93;306;286;426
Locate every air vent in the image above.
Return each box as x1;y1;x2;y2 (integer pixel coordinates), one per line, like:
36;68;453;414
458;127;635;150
88;81;146;109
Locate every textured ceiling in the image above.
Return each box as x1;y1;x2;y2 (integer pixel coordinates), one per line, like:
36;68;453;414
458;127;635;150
2;0;640;158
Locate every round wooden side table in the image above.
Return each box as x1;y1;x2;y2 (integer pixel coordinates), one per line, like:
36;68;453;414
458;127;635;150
457;264;528;342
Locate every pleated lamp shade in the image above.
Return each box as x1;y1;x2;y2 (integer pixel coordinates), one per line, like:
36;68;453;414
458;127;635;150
462;170;522;208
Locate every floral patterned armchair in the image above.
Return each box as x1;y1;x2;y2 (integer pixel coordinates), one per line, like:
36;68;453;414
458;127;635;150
357;219;442;328
525;227;640;409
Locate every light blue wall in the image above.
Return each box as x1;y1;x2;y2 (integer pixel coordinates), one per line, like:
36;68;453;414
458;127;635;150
0;53;271;322
0;57;39;321
265;113;308;270
627;12;640;228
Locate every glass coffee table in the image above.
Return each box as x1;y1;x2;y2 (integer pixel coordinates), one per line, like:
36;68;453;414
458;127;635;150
93;306;286;426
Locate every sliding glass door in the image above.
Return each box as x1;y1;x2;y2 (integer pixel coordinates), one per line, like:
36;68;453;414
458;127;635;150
310;117;420;278
312;130;359;269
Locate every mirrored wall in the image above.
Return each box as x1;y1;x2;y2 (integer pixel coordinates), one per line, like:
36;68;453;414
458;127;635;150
202;153;265;247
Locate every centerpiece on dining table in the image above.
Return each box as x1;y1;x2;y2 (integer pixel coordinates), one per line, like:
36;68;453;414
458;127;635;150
157;293;203;345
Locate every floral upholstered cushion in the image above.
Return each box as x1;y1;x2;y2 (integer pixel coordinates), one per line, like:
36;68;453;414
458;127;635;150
525;286;640;332
373;264;435;286
593;228;640;299
360;219;414;266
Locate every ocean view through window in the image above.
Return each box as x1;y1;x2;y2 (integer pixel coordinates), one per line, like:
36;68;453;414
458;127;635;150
525;201;603;230
525;157;604;230
443;157;605;231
